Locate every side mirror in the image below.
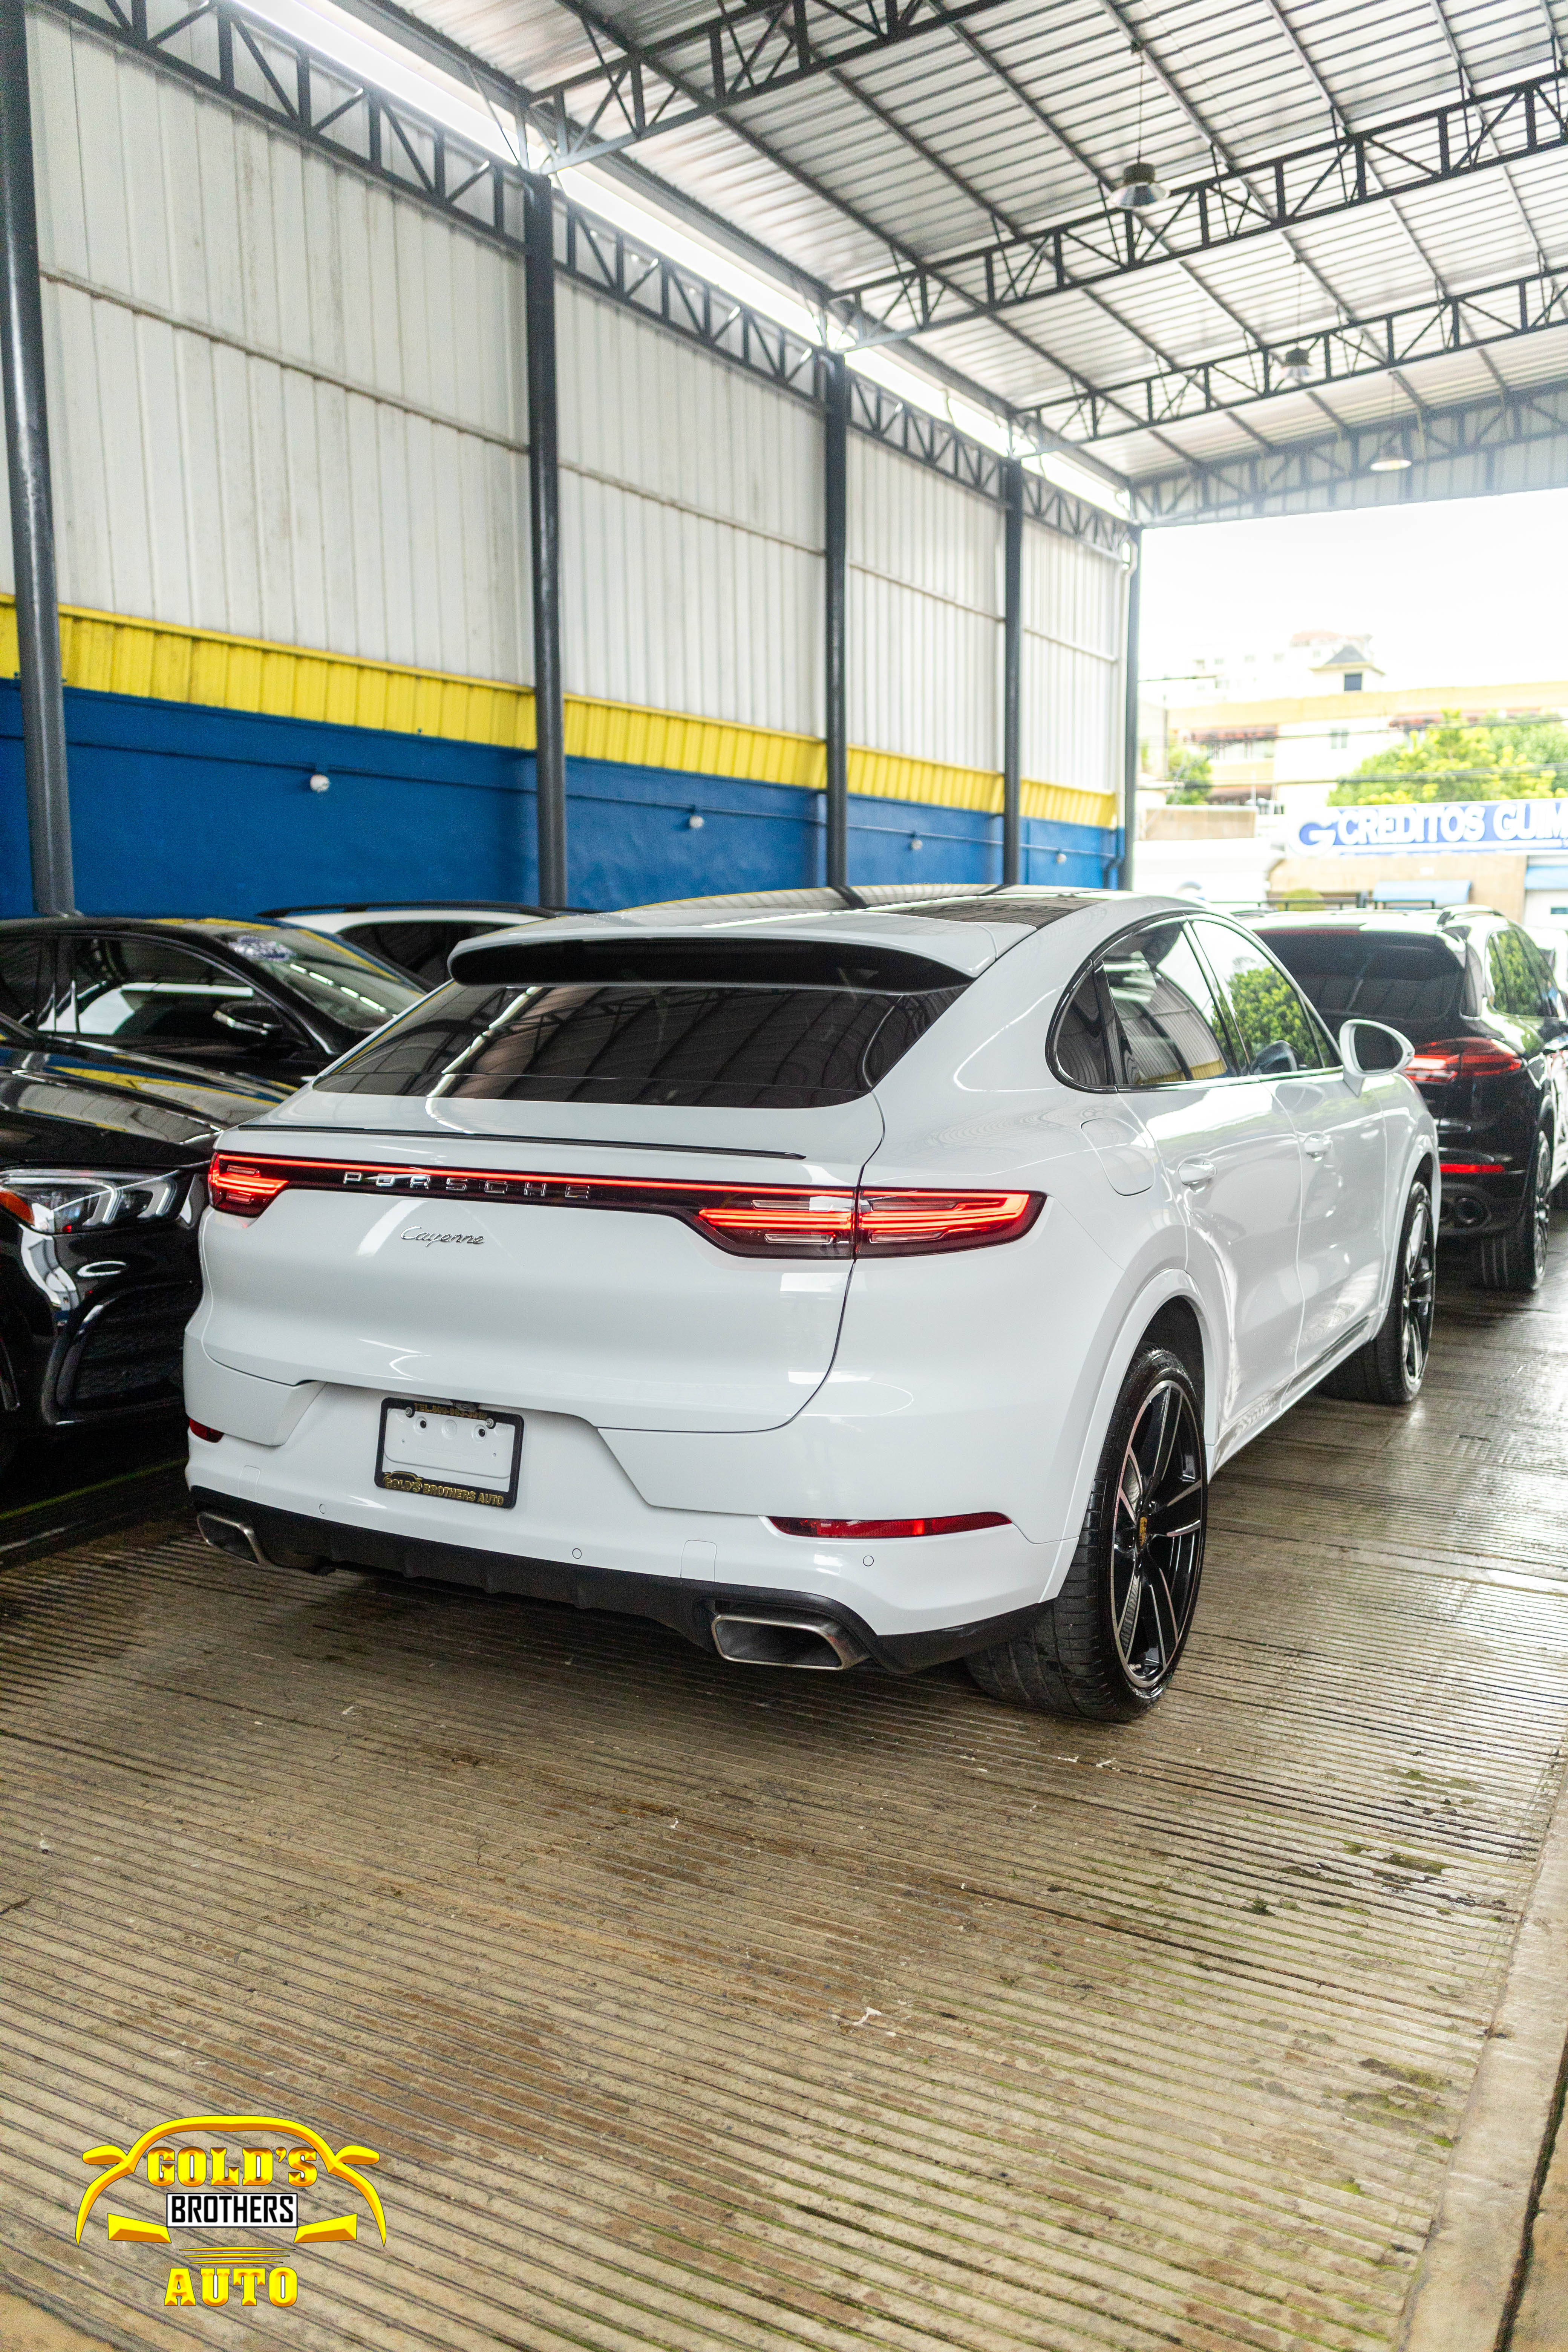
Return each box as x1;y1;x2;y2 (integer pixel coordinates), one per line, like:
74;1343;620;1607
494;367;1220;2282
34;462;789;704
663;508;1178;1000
1340;1018;1413;1090
214;1001;289;1041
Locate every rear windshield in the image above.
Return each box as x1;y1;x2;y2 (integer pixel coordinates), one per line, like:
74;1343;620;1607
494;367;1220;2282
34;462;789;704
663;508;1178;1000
317;945;968;1108
1256;929;1467;1030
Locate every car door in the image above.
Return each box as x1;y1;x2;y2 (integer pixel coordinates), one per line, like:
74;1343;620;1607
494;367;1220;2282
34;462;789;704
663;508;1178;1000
55;931;316;1078
1193;917;1389;1381
1099;916;1304;1447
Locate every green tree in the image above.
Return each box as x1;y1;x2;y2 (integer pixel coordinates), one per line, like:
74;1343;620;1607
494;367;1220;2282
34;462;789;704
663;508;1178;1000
1225;967;1322;1070
1329;714;1568;805
1165;745;1213;804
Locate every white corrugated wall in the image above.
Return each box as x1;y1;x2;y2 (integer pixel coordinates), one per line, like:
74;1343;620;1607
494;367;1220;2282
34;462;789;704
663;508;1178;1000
848;436;1001;775
556;283;821;733
27;6;531;682
1021;519;1126;795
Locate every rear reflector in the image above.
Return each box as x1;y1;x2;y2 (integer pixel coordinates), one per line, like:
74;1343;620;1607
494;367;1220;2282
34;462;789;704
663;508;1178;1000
188;1419;224;1442
1440;1161;1506;1176
1408;1038;1524;1081
769;1511;1010;1539
207;1153;1043;1258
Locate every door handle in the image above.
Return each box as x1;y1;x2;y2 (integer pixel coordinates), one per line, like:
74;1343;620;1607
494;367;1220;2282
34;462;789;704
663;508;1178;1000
1302;1133;1329;1159
1177;1158;1215;1188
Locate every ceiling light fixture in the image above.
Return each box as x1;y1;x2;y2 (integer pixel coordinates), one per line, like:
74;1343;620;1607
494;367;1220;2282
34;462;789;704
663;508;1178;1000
1368;436;1412;472
1280;346;1312;386
1111;160;1172;213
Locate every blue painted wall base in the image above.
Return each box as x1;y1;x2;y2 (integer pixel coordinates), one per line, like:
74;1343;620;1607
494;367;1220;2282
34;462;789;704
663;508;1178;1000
0;679;1120;916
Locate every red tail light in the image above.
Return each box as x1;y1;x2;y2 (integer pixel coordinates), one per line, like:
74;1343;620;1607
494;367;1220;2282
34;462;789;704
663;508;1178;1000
1440;1161;1506;1176
770;1512;1010;1539
188;1419;224;1442
1407;1038;1523;1081
207;1159;292;1214
207;1153;1043;1258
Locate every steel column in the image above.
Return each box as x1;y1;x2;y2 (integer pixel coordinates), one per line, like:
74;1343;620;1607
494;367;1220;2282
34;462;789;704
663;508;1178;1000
1001;458;1023;887
524;171;567;909
823;351;848;890
0;0;71;912
1120;528;1142;892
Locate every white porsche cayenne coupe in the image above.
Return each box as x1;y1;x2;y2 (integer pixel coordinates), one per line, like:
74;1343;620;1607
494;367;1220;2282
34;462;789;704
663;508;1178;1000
187;887;1438;1720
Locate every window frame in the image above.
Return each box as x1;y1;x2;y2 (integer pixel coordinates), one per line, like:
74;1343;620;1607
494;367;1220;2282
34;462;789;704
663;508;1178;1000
1048;912;1344;1097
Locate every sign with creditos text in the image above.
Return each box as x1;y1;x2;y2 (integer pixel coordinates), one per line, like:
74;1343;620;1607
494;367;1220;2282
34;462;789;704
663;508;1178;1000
1298;798;1568;854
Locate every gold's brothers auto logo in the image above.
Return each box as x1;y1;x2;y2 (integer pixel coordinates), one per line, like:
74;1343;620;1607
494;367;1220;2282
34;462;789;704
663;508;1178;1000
76;2112;386;2311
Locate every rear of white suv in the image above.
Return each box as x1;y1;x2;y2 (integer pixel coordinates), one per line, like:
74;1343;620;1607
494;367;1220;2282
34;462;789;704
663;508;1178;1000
187;911;1066;1678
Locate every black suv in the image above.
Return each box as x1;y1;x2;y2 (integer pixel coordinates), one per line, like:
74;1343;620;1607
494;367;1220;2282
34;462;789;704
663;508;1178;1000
0;918;421;1088
1252;908;1568;1291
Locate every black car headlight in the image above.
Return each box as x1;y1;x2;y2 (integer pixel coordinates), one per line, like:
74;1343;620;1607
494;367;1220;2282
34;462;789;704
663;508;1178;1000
0;1168;188;1235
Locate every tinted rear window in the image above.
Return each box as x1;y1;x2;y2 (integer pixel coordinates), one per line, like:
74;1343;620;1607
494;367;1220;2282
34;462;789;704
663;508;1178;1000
1257;929;1466;1029
317;967;967;1108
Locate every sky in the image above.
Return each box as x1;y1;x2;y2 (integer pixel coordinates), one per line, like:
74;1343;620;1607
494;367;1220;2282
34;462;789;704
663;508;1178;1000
1139;486;1568;696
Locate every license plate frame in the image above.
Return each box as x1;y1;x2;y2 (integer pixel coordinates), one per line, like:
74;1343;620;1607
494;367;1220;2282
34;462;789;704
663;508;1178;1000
375;1398;523;1510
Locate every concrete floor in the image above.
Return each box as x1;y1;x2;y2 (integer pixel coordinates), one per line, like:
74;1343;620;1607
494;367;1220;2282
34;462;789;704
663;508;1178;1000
4;1249;1568;2352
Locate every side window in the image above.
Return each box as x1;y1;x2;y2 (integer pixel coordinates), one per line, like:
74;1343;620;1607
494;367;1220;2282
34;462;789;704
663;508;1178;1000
0;933;51;1026
1487;927;1543;1019
61;935;286;1051
1100;920;1236;1089
1508;928;1558;1021
1050;967;1114;1090
1193;918;1337;1075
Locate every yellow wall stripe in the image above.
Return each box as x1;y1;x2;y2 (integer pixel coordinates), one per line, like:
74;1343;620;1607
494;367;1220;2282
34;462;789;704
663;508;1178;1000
2;595;1118;832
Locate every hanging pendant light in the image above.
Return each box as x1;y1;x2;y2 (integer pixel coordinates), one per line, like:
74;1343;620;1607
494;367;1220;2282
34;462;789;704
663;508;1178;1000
1368;436;1412;472
1112;160;1172;212
1280;345;1312;386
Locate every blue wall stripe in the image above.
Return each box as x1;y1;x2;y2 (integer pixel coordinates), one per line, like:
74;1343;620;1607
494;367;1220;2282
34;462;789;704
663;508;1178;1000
0;680;1120;917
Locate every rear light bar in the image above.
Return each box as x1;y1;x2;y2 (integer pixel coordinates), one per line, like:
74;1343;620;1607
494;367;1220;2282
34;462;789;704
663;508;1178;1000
1407;1038;1524;1081
770;1512;1009;1539
207;1153;1043;1259
1440;1161;1506;1176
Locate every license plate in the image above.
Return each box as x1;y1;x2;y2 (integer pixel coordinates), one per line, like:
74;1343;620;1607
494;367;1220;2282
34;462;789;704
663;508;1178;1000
376;1399;522;1508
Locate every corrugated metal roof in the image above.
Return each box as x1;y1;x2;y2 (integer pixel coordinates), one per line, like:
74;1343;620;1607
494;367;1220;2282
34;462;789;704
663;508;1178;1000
345;0;1568;494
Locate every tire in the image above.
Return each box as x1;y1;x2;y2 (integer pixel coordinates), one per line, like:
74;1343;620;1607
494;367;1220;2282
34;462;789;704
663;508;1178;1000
966;1344;1206;1721
1317;1179;1435;1407
1477;1129;1551;1294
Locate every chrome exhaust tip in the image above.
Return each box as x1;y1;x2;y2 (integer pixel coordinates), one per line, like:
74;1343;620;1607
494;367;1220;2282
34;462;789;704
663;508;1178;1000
196;1511;328;1576
710;1612;866;1671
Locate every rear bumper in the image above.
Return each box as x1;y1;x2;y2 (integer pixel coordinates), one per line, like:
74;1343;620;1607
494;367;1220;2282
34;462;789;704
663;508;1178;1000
188;1482;1050;1671
184;1381;1069;1645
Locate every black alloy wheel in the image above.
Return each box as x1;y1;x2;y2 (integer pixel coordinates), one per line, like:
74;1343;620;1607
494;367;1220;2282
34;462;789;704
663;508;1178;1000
1398;1190;1437;1389
1320;1178;1435;1407
1107;1378;1207;1695
1478;1130;1551;1294
967;1343;1207;1721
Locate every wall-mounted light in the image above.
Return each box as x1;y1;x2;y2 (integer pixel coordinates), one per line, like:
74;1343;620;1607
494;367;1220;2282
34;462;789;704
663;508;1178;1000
686;809;705;830
308;772;331;794
909;833;923;853
1055;849;1068;865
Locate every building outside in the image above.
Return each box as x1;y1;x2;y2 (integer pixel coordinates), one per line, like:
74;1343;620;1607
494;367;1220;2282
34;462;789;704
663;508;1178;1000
1142;632;1568;918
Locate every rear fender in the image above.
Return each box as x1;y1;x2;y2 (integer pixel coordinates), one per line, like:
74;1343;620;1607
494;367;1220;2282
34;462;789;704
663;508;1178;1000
1052;1272;1218;1564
